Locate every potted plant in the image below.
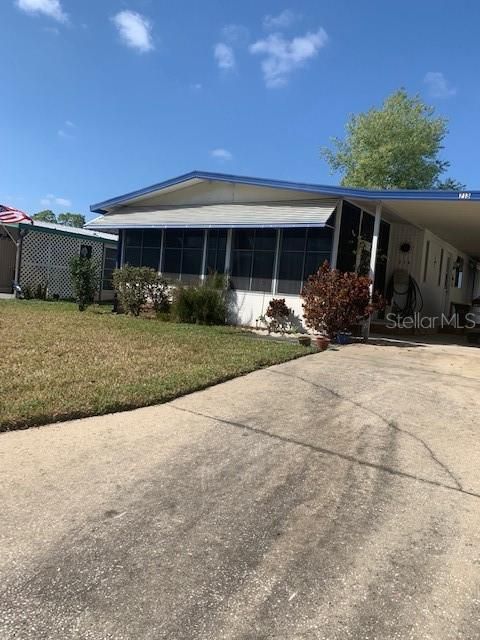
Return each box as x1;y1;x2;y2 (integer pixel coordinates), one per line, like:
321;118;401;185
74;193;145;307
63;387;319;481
336;331;351;345
314;335;330;351
301;261;384;346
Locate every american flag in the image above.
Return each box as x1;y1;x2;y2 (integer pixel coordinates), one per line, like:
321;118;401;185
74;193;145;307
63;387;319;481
0;204;33;225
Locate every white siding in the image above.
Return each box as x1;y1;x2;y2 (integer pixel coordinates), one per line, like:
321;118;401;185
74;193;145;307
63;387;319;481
113;181;336;208
386;223;425;285
385;221;473;318
419;229;472;316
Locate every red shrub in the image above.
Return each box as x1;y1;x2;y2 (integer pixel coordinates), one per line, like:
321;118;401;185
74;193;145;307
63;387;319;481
301;261;384;338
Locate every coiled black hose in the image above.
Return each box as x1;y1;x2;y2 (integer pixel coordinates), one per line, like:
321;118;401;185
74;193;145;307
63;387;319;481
386;274;424;318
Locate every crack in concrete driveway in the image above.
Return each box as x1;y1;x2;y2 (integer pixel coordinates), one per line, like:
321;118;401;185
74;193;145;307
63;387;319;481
1;341;480;639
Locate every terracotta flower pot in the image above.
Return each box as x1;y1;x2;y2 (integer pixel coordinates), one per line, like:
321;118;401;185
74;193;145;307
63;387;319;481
315;335;330;351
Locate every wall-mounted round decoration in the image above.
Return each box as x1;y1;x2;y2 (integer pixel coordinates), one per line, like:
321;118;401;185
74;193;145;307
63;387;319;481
400;242;411;253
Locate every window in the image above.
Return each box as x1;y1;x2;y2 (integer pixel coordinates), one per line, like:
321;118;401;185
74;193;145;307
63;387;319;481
102;247;117;291
162;229;204;283
205;229;227;275
124;229;162;269
336;202;361;273
231;229;276;292
277;227;332;295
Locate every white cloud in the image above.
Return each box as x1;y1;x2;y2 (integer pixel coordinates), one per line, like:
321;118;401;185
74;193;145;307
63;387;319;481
41;194;72;207
211;148;233;161
16;0;67;22
43;25;60;35
112;10;154;53
424;71;456;98
57;120;75;139
214;43;235;70
250;28;328;88
263;9;299;30
55;197;72;207
221;24;249;45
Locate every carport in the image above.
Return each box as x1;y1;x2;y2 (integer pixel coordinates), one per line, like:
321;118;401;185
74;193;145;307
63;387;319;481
342;189;480;335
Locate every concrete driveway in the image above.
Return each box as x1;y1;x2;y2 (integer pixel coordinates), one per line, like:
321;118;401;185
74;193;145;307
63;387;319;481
1;341;480;639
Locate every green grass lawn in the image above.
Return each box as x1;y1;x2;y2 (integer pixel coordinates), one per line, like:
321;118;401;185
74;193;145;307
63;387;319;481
0;300;314;431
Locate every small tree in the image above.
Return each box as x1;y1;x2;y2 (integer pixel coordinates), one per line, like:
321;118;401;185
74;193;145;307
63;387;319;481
33;209;57;224
69;256;99;311
113;266;169;316
265;298;291;334
321;89;463;190
58;213;86;228
302;262;383;338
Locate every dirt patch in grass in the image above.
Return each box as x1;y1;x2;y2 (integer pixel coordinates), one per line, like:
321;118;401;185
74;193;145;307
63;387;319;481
0;301;314;431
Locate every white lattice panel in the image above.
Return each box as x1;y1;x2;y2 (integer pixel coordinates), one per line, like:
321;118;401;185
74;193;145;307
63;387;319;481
20;230;104;299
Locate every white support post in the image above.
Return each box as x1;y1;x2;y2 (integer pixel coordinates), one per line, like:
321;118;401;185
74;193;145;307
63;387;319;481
330;199;343;269
158;229;165;274
364;201;382;340
200;230;208;282
272;229;281;294
224;229;233;274
369;202;382;292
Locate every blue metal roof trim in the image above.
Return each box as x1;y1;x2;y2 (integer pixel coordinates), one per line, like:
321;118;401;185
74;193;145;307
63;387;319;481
90;170;480;212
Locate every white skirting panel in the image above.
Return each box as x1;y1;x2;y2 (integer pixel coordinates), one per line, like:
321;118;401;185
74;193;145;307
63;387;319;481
229;290;304;327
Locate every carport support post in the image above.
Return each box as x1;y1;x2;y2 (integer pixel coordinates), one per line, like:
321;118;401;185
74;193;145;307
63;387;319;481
363;201;382;341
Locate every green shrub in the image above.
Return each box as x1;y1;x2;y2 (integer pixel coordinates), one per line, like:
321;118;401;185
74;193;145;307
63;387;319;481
69;257;99;311
22;285;33;300
172;275;227;325
113;266;169;316
35;282;48;300
22;283;48;300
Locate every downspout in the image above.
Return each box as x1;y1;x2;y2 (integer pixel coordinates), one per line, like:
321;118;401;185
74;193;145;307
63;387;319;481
14;230;24;297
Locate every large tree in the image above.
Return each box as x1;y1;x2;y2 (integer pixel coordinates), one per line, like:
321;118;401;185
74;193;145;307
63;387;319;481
321;89;464;190
32;209;57;223
57;212;85;228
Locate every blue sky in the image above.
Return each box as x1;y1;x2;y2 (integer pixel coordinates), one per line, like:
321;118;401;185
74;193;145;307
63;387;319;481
1;0;478;220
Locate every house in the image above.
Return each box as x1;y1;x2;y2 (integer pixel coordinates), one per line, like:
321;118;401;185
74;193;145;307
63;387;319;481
86;170;480;329
0;220;117;301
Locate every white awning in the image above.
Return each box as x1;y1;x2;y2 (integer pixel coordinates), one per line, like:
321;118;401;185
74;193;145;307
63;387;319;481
86;199;338;230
